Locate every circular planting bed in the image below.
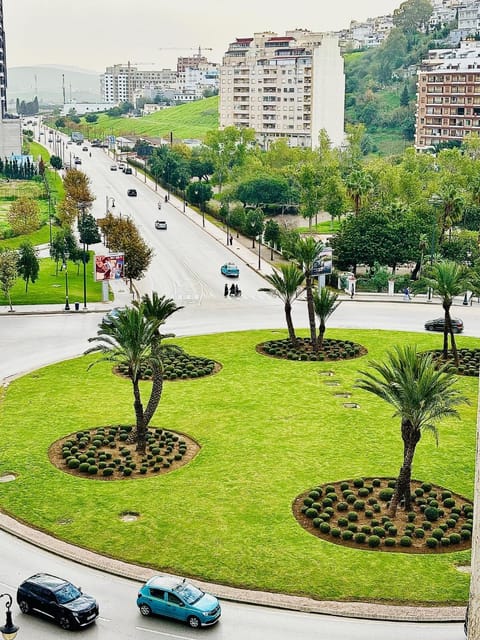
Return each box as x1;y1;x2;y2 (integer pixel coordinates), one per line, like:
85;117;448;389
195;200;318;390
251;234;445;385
257;338;367;361
49;425;200;480
293;477;473;553
425;348;480;377
115;352;221;381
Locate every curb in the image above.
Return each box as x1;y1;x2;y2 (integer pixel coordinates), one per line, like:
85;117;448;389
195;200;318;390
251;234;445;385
0;512;466;623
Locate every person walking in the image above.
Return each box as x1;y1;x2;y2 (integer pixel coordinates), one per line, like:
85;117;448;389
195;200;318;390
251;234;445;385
224;283;229;297
230;283;235;296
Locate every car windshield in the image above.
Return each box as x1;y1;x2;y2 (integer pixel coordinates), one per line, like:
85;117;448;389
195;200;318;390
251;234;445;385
55;583;81;604
173;583;204;605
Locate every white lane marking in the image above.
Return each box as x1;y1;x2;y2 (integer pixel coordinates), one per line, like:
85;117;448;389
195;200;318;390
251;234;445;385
136;626;195;639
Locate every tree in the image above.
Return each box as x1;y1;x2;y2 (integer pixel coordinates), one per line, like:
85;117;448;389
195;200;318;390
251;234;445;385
259;264;305;345
291;237;323;349
204;126;255;192
84;113;98;123
422;260;472;366
86;306;162;454
243;208;264;248
393;0;433;35
400;84;410;107
263;219;281;259
356;345;467;517
234;176;291;209
186;182;213;212
0;249;18;311
344;169;374;215
78;213;101;248
313;288;339;349
17;242;39;293
50;155;63;170
7;197;41;236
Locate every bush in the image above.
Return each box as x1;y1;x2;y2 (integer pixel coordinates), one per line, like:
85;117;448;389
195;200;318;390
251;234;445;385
441;537;451;547
67;458;80;469
319;522;331;534
331;527;341;538
372;526;386;538
79;462;90;472
337;502;348;512
354;532;366;543
407;512;416;522
341;530;354;541
337;517;348;527
424;506;439;522
431;528;444;541
358;488;370;498
305;508;318;519
414;528;425;538
443;498;456;508
346;494;357;504
368;535;381;548
400;536;412;547
384;537;396;547
352;478;364;488
88;465;98;475
312;518;322;528
372;478;381;487
379;488;394;501
426;537;438;548
449;533;461;544
102;467;114;476
347;523;358;533
353;500;365;511
386;525;397;536
123;467;132;476
347;511;358;522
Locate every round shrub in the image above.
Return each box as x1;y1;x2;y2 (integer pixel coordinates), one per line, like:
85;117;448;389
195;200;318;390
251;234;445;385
379;488;394;502
446;518;457;528
312;518;322;528
340;482;350;491
414;528;425;538
311;502;322;511
421;483;432;492
354;533;366;544
449;533;461;545
98;462;107;470
78;462;90;473
424;506;439;522
368;535;381;548
407;512;416;522
364;510;373;519
426;537;438;548
460;529;471;541
347;524;358;533
353;500;365;511
367;497;378;506
325;485;335;494
387;480;396;488
400;536;412;547
414;488;424;497
67;458;80;469
341;530;354;541
346;494;356;504
140;467;148;474
441;491;452;500
428;499;439;508
384;537;396;547
88;465;98;475
123;467;132;476
361;525;372;535
324;507;335;516
319;522;331;534
441;537;451;547
372;479;381;487
102;468;114;477
305;508;318;519
337;517;348;527
431;528;444;541
422;521;432;530
386;525;397;536
372;526;386;538
337;502;348;512
347;511;358;522
358;488;370;498
352;478;364;488
322;498;333;508
309;490;321;500
443;498;456;509
331;527;341;538
326;492;338;503
342;489;354;498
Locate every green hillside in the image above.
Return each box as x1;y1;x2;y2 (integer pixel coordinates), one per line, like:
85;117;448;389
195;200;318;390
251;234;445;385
82;96;219;141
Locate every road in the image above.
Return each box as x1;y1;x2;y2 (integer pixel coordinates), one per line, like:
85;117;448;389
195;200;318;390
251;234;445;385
0;123;471;638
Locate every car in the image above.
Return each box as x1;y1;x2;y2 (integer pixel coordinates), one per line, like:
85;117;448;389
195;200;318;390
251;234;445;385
17;573;99;630
155;220;167;230
82;146;88;151
136;576;221;628
74;157;82;165
221;262;240;277
110;164;118;171
127;189;137;197
123;167;132;174
101;306;126;326
424;317;464;333
118;162;126;170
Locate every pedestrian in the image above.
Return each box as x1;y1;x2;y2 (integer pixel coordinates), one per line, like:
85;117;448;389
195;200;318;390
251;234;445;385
234;284;239;296
403;286;411;301
229;235;233;246
224;283;229;297
230;283;235;296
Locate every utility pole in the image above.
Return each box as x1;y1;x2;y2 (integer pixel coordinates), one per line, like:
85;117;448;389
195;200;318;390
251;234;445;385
467;377;480;639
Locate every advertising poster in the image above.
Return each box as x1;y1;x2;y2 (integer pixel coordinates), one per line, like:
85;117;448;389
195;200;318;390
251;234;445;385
95;254;124;281
312;247;333;277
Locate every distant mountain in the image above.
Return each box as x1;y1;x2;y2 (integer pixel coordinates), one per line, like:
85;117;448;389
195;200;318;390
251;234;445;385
6;65;102;109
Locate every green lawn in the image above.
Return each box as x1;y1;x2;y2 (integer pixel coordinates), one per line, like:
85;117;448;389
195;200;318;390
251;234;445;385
0;257;103;305
0;328;478;604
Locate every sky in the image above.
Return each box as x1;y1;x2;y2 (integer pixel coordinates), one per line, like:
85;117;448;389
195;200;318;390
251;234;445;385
6;0;402;72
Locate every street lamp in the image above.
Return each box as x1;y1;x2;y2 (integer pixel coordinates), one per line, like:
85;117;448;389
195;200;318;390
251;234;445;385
0;594;19;639
105;196;115;214
257;234;261;270
427;194;442;301
78;203;88;310
63;246;70;311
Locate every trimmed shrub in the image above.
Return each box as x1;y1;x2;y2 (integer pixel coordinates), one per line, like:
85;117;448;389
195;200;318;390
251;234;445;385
384;537;396;547
337;502;348;512
347;511;358;522
79;462;90;473
424;506;439;522
358;488;369;498
88;465;98;475
337;517;348;527
361;525;372;535
379;488;394;501
441;537;451;547
368;535;381;548
67;458;80;469
102;467;114;477
312;518;322;528
305;508;318;519
426;537;438;548
347;524;358;533
341;530;354;541
331;527;341;538
407;512;416;522
414;528;425;538
400;536;412;547
319;522;331;534
431;528;444;541
449;533;461;545
346;494;357;504
443;498;456;509
354;532;367;543
372;526;386;538
352;478;364;488
353;500;365;511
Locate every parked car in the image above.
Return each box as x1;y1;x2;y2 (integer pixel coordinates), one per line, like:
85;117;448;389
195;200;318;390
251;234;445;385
136;576;221;628
123;167;133;175
127;189;137;197
74;157;82;165
101;306;126;326
82;146;88;151
110;164;118;171
155;220;167;230
17;573;99;630
424;317;464;333
221;262;240;277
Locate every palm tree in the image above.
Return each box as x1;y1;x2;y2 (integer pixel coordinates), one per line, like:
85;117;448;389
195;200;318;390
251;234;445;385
345;168;373;215
356;345;468;517
438;185;464;244
133;292;184;428
410;233;428;281
292;236;323;349
313;288;339;349
85;305;161;454
423;260;471;366
259;264;305;345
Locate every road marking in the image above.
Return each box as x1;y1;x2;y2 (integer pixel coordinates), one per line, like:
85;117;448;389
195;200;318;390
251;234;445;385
136;626;195;639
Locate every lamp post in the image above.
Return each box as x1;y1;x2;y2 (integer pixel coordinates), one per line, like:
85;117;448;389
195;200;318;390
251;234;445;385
105;196;115;214
427;194;442;301
257;234;261;270
78;203;88;310
63;246;70;311
463;250;473;305
0;594;18;640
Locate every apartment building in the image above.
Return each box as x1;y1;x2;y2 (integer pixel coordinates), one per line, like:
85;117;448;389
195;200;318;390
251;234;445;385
415;39;480;149
219;30;345;149
0;0;20;157
100;65;177;104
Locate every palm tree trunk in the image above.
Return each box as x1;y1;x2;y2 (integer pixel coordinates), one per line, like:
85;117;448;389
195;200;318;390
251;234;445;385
445;306;460;367
305;276;317;349
143;360;164;426
389;421;419;517
284;301;297;346
318;320;326;349
442;302;450;360
132;378;147;454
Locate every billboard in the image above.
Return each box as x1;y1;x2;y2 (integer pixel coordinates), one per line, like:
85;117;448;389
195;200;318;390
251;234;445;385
95;254;124;281
312;247;333;277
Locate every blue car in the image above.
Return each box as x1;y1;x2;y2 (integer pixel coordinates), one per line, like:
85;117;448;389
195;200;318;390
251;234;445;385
221;262;240;277
137;576;221;628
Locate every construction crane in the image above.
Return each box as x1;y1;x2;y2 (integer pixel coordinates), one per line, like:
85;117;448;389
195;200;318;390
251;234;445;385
158;46;213;58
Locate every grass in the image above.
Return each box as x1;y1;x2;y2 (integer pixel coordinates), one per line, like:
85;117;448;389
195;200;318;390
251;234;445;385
67;96;219;143
0;257;104;305
0;328;478;604
297;219;341;234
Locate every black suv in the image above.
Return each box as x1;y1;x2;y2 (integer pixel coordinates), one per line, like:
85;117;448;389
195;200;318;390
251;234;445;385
17;573;99;630
127;188;137;197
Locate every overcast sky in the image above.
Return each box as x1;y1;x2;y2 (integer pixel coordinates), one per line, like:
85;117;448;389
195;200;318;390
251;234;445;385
6;1;402;71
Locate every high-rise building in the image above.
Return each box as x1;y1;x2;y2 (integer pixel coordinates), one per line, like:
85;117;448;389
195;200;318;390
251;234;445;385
0;0;7;119
219;30;345;149
0;0;21;157
415;39;480;150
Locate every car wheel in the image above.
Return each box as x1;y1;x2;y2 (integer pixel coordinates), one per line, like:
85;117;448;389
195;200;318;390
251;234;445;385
425;325;433;331
58;614;73;630
188;615;201;628
18;600;30;614
139;604;152;617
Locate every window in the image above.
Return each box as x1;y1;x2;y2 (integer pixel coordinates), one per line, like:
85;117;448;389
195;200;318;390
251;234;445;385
149;589;165;599
167;593;183;606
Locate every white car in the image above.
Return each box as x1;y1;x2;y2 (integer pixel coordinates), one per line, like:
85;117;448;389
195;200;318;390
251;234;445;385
110;165;117;171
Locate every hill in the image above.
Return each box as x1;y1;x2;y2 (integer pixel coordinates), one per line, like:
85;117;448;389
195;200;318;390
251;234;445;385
7;65;101;108
82;96;219;142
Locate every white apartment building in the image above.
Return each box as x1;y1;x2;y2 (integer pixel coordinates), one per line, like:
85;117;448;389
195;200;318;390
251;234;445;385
100;65;177;104
219;30;345;149
176;64;219;97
